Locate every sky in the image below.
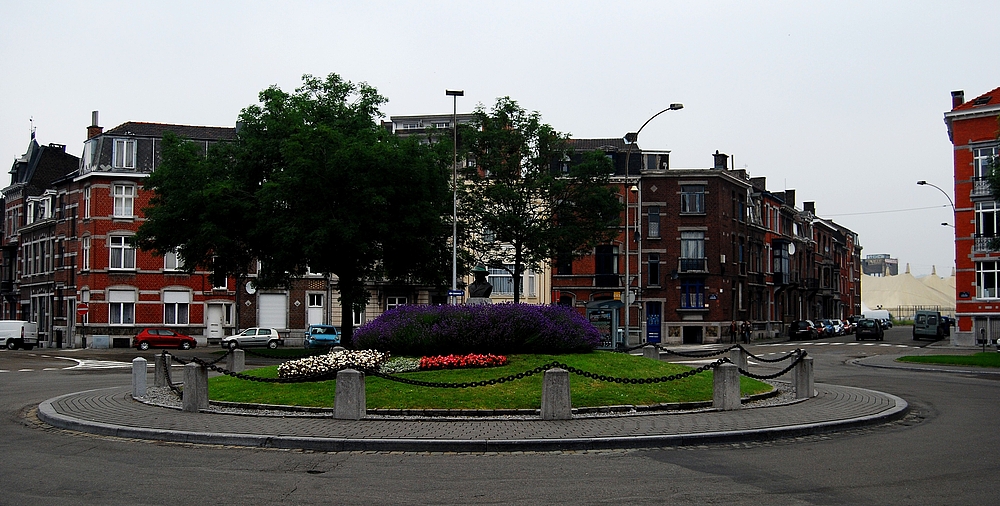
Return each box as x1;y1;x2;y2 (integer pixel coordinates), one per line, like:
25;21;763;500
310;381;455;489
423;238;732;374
3;1;999;278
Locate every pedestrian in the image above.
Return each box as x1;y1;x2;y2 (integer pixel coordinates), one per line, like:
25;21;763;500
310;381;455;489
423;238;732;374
729;321;738;344
742;321;751;344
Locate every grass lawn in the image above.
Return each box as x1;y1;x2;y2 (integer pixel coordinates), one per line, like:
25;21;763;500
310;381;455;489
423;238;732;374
208;352;774;410
897;352;1000;368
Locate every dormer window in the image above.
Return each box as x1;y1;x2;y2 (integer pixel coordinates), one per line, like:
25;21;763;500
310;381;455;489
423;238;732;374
113;138;136;169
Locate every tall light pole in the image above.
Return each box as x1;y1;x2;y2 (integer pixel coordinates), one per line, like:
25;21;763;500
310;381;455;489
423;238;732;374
447;90;464;304
621;103;683;349
916;180;956;214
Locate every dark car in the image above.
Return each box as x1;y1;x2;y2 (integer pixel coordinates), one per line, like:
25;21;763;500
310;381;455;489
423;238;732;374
304;324;341;349
855;319;884;341
134;328;197;350
789;320;820;340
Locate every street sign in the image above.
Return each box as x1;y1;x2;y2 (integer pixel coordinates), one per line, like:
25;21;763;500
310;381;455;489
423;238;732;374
447;289;464;297
76;303;89;316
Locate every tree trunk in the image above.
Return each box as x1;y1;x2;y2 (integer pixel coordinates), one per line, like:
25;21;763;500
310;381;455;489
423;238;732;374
513;247;523;304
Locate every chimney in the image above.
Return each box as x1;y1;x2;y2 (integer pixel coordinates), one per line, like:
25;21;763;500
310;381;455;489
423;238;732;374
87;111;103;139
784;189;796;208
951;90;965;109
712;150;729;170
804;201;815;215
750;177;767;191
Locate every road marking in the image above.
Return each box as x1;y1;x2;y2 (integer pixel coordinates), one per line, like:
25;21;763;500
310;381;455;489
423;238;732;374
0;370;8;373
53;357;135;370
42;367;60;371
18;369;33;372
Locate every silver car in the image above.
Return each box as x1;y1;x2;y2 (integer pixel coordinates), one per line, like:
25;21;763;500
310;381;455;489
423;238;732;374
221;327;283;349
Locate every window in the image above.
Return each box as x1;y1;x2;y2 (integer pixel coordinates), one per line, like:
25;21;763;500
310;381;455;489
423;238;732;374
109;289;135;324
163;291;190;325
595;245;619;286
109;236;135;270
648;206;660;238
681;185;705;214
974;146;998;179
113;138;136;169
81;236;91;270
680;279;705;309
386;296;407;311
164;248;184;270
648;253;660;286
113;185;135;218
978;261;1000;299
353;308;365;327
83;187;91;219
680;231;706;271
487;265;536;296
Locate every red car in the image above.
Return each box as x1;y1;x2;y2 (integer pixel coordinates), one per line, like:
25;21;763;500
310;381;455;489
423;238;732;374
133;328;197;351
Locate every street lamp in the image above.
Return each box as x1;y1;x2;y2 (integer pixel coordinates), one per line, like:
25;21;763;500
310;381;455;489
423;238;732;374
447;90;464;304
916;180;956;213
621;103;683;348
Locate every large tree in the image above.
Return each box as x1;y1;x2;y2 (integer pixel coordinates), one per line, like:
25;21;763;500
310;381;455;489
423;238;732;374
137;73;454;341
459;97;623;303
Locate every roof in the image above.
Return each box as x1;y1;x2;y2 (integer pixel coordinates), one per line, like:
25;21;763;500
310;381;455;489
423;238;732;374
567;138;631;152
103;122;236;141
951;86;1000;111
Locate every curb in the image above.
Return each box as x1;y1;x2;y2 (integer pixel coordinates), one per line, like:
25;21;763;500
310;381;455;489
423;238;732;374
36;385;909;452
850;356;1000;376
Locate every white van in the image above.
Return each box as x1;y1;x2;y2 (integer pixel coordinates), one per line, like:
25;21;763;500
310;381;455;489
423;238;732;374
0;321;38;350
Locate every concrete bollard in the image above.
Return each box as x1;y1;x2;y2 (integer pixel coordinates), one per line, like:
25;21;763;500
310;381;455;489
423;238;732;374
642;345;659;361
227;349;245;373
334;368;366;420
132;357;147;398
713;362;741;410
182;362;209;412
540;368;572;420
795;355;815;399
154;353;172;387
729;347;748;372
331;346;346;353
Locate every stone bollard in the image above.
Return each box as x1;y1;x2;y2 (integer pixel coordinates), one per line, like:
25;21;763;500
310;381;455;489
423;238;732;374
334;369;366;420
182;362;209;412
331;346;346;353
132;357;147;398
642;345;659;361
540;368;572;420
713;362;741;410
729;347;748;372
794;355;814;399
154;353;172;387
227;349;245;373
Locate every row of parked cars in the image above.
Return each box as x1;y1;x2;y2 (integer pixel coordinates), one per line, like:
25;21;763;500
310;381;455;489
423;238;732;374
131;324;343;350
788;318;859;340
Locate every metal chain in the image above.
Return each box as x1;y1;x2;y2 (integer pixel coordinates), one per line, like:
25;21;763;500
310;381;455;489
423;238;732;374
735;352;808;380
369;362;559;388
561;358;725;384
653;343;739;358
160;351;182;397
739;345;804;363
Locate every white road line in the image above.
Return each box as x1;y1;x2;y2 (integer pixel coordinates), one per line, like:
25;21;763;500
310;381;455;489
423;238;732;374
42;367;60;371
52;357;134;370
0;370;9;373
18;369;33;372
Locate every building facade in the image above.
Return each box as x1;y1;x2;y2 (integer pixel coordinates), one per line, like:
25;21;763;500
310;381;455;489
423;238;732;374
945;87;1000;345
551;139;862;347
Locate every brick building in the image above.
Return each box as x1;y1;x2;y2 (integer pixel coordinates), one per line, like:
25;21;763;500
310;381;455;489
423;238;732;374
551;139;862;347
945;87;1000;345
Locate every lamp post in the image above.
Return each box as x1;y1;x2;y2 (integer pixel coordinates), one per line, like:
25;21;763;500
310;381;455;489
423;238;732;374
621;103;683;349
447;90;464;304
916;180;956;214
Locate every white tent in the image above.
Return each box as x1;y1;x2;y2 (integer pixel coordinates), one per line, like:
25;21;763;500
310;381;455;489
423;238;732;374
861;269;955;311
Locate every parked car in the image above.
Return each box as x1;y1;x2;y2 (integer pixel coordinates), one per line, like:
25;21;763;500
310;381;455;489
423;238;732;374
840;319;854;335
304;324;341;349
820;319;838;337
133;328;197;351
855;318;884;341
913;310;949;340
830;319;846;336
0;320;38;350
221;328;283;349
789;320;820;340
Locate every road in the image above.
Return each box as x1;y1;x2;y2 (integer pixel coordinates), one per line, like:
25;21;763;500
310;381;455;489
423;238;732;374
1;328;998;505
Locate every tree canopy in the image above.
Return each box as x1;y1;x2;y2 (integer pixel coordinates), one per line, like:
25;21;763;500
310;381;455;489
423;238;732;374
459;97;623;303
137;73;454;339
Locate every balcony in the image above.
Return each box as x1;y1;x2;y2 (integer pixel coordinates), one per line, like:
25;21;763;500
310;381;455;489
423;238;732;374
975;235;997;252
678;258;708;273
972;177;993;200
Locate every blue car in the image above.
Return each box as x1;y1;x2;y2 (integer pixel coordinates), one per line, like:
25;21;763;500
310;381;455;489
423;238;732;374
304;324;341;348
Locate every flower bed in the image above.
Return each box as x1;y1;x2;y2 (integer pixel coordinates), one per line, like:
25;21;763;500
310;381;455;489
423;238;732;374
353;303;601;356
419;353;508;370
277;349;389;380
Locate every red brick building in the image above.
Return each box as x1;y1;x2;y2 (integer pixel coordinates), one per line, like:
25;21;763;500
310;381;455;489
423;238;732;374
552;140;862;347
945;87;1000;345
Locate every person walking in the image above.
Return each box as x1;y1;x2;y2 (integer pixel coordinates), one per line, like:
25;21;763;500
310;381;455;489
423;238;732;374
742;321;752;344
730;321;738;344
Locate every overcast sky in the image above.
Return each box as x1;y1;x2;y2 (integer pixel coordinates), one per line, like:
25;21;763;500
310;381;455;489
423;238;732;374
3;1;998;277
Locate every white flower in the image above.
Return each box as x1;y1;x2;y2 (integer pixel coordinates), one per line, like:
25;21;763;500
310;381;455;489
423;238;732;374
277;349;390;379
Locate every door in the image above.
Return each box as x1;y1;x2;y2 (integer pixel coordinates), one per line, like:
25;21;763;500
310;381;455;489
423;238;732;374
307;294;324;326
207;305;224;342
258;293;288;330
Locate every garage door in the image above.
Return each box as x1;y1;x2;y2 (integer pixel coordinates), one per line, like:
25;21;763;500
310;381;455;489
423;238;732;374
258;293;288;329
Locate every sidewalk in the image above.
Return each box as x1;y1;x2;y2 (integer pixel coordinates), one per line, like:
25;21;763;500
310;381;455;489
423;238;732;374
37;382;907;452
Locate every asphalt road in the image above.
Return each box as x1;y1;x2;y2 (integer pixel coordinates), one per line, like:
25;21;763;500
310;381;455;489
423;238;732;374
2;328;998;505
